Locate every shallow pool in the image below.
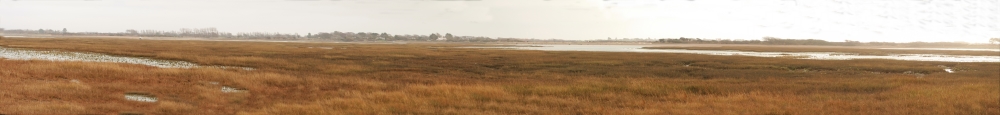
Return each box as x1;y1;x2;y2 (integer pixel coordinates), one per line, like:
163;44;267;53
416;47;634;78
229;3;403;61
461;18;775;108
0;47;255;69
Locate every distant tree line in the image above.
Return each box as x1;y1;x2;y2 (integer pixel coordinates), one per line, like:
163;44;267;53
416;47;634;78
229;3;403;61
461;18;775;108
592;37;659;42
656;36;998;47
657;37;763;44
655;36;835;45
303;32;510;42
3;28;70;35
2;28;536;42
4;27;996;45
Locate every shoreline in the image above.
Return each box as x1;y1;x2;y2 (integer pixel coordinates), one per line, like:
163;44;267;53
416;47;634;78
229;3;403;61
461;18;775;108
4;34;997;50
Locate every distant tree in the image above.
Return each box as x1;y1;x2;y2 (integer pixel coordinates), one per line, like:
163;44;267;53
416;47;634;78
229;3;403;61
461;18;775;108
62;28;67;34
429;33;440;41
368;32;378;41
367;32;377;41
126;29;138;35
358;32;376;41
307;33;312;38
991;38;1000;45
445;33;456;42
843;40;861;46
333;31;347;41
761;36;780;44
393;35;403;41
315;32;333;40
356;32;368;41
379;33;390;41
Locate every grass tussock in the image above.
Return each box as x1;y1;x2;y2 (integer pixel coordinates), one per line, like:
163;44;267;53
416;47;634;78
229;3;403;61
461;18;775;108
0;38;997;114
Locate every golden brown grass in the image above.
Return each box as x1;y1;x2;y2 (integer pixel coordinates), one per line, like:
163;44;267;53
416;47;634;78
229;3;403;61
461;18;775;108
0;38;997;114
645;46;1000;56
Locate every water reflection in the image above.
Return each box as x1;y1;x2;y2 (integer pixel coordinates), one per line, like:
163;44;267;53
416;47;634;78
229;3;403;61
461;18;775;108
468;45;1000;63
0;47;198;68
0;47;256;69
878;48;1000;52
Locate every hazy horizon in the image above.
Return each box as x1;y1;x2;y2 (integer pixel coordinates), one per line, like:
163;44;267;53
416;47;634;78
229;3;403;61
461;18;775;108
1;0;998;43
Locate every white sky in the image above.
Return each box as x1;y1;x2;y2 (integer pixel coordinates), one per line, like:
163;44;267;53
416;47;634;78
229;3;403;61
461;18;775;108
1;0;998;43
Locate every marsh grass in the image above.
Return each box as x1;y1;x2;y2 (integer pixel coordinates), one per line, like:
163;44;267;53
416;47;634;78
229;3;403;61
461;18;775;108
0;38;996;114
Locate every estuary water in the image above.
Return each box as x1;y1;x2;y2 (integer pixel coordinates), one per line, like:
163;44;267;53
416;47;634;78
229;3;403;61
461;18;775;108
467;45;1000;63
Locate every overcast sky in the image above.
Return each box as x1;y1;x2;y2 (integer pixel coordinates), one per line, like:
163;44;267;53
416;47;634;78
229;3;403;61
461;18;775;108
1;0;998;42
